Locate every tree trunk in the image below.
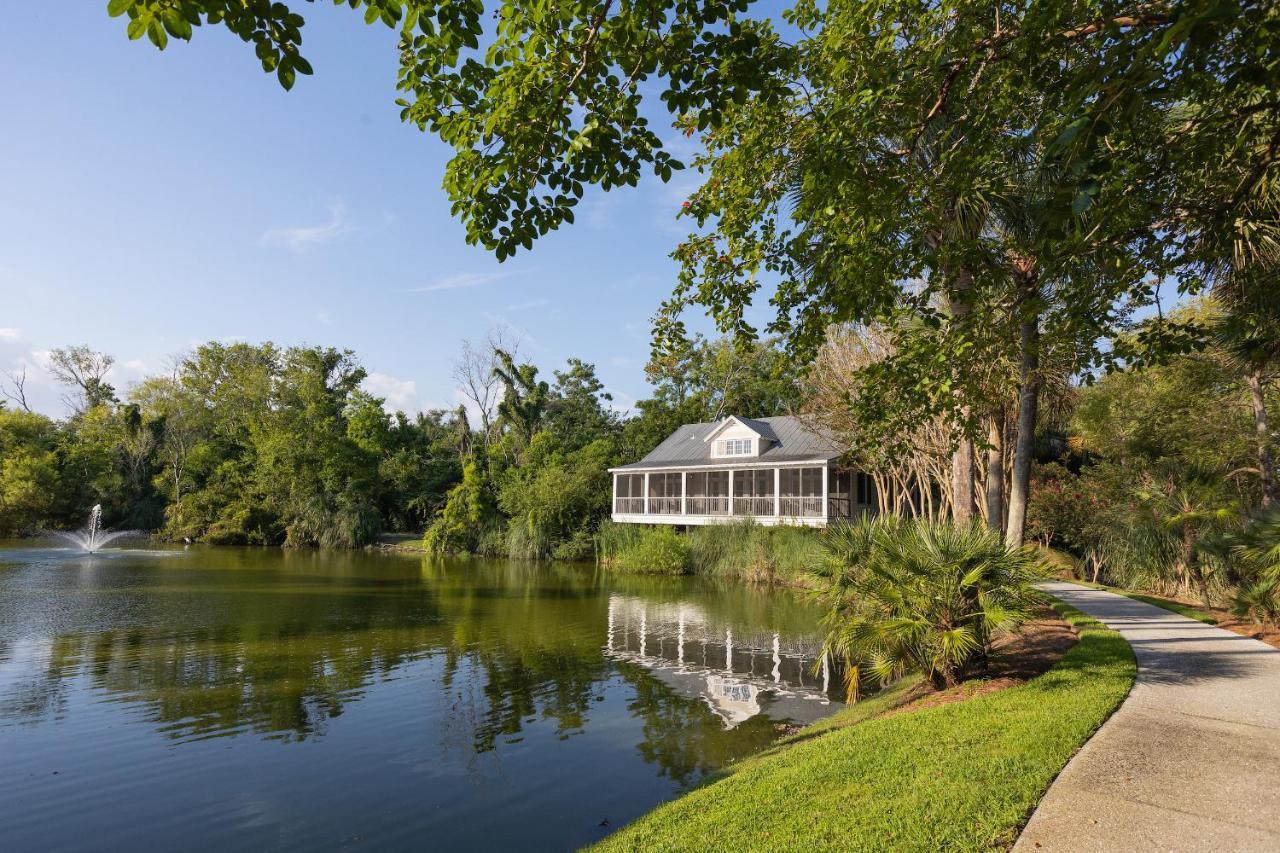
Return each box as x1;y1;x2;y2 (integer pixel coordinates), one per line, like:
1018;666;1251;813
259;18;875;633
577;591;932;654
1006;313;1041;549
1182;526;1212;608
985;411;1006;537
947;265;978;527
1247;370;1276;507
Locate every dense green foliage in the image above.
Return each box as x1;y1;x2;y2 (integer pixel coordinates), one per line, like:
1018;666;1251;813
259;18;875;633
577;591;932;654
0;335;801;552
593;602;1135;852
1027;299;1279;617
597;520;826;581
812;517;1044;693
0;342;465;546
422;335;802;558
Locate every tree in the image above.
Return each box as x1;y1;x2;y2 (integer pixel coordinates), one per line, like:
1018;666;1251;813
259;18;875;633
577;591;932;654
452;326;521;445
48;345;117;414
492;350;549;446
812;516;1042;696
545;358;617;446
1211;301;1280;507
0;409;61;534
0;366;33;413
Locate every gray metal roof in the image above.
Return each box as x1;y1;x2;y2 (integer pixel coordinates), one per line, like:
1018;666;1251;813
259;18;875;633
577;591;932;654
612;415;846;471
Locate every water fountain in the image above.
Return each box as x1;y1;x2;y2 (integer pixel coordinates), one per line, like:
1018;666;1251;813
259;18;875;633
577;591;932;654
53;504;139;553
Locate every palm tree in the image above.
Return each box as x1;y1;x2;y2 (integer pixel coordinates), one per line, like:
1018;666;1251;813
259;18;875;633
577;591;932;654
811;516;1043;698
1211;303;1280;507
1134;472;1237;607
1222;508;1280;625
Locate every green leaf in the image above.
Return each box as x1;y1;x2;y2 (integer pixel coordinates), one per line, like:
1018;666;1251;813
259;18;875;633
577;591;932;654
126;16;148;40
106;0;133;18
160;9;192;40
147;19;168;49
277;62;296;91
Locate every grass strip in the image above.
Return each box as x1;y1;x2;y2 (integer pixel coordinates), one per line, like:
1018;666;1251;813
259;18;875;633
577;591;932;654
1075;580;1218;624
591;601;1135;853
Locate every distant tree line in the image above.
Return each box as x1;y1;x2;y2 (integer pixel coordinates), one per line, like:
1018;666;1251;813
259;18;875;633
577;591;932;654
0;334;802;553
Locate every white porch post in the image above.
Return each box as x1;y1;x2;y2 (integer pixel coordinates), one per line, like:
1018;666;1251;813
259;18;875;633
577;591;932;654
681;470;687;516
822;464;830;523
728;470;735;516
773;467;780;518
643;471;650;515
612;472;618;514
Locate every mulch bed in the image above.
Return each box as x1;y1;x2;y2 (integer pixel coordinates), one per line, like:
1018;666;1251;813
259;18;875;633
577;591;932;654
887;606;1079;715
1194;608;1280;649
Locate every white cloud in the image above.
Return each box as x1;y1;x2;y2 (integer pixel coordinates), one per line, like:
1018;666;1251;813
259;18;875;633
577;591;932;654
405;270;515;293
316;310;333;325
582;192;619;229
0;327;22;342
122;359;149;373
260;203;350;252
363;371;418;413
505;298;548;312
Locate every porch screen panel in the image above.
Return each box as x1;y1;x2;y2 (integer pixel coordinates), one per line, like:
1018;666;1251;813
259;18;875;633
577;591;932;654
780;467;824;517
615;473;645;513
648;472;682;515
687;470;728;515
733;469;774;516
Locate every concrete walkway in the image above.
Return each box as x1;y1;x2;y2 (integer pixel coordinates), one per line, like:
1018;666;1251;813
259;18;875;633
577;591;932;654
1015;582;1280;852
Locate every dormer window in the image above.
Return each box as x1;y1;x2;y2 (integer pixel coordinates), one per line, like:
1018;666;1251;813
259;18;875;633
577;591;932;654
718;438;754;457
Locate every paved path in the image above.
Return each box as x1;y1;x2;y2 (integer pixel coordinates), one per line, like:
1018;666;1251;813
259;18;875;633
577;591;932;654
1016;582;1280;852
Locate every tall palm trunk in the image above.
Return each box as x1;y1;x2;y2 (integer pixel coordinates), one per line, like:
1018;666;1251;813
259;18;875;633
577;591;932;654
1180;524;1212;609
948;269;977;526
1006;273;1041;549
985;410;1006;536
1247;370;1276;507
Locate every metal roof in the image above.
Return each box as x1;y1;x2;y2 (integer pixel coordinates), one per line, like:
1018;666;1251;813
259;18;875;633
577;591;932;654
611;415;846;472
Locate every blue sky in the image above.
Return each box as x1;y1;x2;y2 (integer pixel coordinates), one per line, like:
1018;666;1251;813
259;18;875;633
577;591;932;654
0;6;733;417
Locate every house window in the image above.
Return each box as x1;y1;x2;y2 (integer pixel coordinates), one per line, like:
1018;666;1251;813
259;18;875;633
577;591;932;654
718;438;753;456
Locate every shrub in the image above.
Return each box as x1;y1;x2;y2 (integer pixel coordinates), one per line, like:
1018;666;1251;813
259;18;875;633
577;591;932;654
686;520;824;582
811;516;1044;696
599;523;689;574
1227;508;1280;625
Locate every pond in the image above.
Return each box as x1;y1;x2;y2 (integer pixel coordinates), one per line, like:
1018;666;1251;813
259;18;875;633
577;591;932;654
0;542;842;851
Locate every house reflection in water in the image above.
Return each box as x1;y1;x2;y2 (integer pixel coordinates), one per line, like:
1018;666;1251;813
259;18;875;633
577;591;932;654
605;595;841;727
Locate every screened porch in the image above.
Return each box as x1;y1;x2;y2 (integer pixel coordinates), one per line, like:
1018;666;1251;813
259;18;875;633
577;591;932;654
611;466;876;526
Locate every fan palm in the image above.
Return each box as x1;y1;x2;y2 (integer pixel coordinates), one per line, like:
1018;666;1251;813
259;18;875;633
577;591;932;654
810;517;1044;699
1225;508;1280;625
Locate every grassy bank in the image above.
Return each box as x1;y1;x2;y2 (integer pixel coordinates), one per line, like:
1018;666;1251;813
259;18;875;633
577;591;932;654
595;520;825;583
591;601;1135;852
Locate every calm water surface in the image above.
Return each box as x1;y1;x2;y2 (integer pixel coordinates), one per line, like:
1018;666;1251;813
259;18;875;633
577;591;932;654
0;542;841;851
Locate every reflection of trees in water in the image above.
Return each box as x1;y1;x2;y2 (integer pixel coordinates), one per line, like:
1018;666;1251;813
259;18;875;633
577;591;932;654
615;661;779;787
0;638;72;724
1;554;828;780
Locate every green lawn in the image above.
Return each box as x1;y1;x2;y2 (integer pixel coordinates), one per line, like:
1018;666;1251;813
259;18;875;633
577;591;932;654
592;603;1135;853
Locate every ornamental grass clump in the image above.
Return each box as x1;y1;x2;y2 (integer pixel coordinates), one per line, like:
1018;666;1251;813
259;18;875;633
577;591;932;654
811;517;1045;698
596;522;690;574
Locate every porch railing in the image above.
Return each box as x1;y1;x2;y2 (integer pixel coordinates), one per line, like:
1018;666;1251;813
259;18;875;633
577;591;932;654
648;496;683;515
732;496;776;517
614;497;645;514
779;496;824;518
687;496;729;515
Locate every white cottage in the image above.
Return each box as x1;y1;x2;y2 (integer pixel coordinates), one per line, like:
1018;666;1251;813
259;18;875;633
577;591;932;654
608;415;876;527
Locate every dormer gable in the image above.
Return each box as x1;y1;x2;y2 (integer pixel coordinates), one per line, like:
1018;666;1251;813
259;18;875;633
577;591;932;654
704;416;773;458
